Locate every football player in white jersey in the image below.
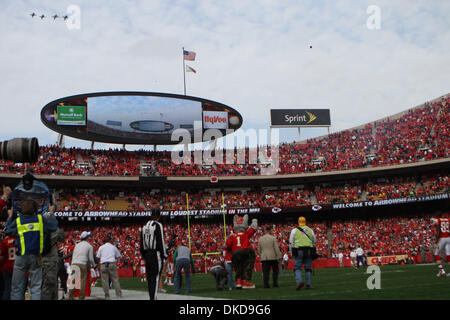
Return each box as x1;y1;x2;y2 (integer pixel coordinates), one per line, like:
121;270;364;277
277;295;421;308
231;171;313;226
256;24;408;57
140;259;146;282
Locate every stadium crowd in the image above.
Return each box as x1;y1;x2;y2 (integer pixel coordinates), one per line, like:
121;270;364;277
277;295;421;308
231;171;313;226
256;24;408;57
0;95;448;300
0;96;448;177
56;213;444;274
53;172;448;212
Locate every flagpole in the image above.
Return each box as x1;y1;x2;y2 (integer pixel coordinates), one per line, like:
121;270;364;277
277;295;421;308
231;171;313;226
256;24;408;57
186;193;191;250
182;47;186;95
222;192;227;243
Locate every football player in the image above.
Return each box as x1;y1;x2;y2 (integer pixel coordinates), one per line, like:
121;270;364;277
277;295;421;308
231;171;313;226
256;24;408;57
431;213;450;277
0;233;16;300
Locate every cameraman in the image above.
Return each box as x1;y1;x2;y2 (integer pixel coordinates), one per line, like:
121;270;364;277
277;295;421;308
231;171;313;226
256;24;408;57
41;216;65;300
5;198;58;300
289;216;316;290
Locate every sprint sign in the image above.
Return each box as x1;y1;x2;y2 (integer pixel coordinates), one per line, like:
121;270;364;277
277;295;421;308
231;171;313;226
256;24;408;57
203;111;228;129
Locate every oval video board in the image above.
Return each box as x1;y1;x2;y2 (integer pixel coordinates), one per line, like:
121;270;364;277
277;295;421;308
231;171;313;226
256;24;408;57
41;92;243;145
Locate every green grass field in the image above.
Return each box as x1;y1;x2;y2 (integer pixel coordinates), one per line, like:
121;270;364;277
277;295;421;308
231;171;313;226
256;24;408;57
113;263;450;300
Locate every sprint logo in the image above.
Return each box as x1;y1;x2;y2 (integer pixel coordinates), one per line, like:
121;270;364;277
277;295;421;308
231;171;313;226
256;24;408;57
284;111;318;124
306;111;317;124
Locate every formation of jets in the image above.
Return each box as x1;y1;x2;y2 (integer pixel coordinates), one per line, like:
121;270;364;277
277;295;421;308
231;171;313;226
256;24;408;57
29;12;69;21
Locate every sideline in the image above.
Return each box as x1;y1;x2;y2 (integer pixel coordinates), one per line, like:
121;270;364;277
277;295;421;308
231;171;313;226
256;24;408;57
63;286;228;300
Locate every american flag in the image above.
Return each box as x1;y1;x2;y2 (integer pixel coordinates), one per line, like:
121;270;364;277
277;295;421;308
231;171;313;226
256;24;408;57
183;50;196;61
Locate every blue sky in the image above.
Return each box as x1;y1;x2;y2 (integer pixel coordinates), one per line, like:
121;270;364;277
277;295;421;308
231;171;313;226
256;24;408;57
0;0;449;151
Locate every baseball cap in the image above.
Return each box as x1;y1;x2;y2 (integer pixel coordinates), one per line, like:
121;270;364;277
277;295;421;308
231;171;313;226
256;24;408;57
80;231;91;240
298;216;306;226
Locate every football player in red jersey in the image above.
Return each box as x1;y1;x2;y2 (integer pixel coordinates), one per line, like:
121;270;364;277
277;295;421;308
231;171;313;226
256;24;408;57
431;213;450;277
225;215;258;289
62;240;75;265
0;234;16;300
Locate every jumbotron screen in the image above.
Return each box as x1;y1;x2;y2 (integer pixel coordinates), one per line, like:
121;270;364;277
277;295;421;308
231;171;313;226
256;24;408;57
41;92;242;145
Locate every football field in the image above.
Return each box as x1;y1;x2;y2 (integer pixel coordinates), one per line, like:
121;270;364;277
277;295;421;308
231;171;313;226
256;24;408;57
115;263;450;300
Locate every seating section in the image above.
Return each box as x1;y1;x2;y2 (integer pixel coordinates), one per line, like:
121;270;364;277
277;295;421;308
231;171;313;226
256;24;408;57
0;95;448;177
54;173;448;211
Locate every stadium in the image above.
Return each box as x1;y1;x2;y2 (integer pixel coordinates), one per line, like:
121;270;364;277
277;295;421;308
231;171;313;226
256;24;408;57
0;92;448;301
0;2;449;310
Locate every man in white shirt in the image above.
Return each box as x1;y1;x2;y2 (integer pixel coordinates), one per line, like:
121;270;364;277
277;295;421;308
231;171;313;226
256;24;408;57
96;233;123;299
350;250;357;268
68;231;96;300
338;252;344;267
356;246;365;268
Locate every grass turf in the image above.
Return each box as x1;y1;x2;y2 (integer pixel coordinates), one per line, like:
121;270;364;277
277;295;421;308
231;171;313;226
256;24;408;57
111;263;450;300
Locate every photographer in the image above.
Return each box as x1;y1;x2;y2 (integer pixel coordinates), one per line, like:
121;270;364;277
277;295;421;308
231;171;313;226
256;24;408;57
209;258;228;291
288;216;317;290
5;198;58;300
173;240;195;295
41;213;65;301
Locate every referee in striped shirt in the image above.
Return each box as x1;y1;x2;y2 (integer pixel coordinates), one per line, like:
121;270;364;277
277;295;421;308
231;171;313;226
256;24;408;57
140;208;168;300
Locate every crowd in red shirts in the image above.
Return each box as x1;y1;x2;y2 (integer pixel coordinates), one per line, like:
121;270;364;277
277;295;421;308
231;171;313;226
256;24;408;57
134;189;314;211
373;101;449;165
56;190;107;211
0;96;448;177
330;216;438;259
53;172;448;212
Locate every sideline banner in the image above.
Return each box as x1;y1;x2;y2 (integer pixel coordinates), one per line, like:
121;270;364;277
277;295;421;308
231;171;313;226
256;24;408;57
366;255;408;265
328;193;449;211
53;193;448;220
54;207;266;219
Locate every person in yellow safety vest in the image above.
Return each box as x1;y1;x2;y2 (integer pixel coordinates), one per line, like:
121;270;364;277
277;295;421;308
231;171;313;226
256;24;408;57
288;216;316;290
5;198;58;300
